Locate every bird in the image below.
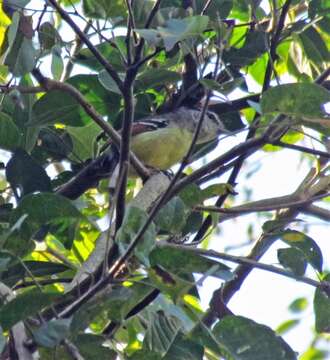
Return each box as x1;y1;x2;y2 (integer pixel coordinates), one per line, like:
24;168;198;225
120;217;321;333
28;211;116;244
57;107;228;200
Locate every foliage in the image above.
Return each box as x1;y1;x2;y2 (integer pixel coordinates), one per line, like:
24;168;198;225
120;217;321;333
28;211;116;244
0;0;329;358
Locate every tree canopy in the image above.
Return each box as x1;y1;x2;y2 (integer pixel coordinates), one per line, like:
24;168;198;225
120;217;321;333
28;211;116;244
0;0;329;359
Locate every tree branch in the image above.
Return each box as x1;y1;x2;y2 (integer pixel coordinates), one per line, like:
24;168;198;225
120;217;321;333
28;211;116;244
163;243;330;290
46;0;124;92
196;191;330;216
32;68;149;181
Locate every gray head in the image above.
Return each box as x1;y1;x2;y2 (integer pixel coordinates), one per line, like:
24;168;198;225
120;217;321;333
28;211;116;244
192;109;228;144
168;107;229;143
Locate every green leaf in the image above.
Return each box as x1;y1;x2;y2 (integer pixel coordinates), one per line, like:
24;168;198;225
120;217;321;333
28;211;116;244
74;334;117;360
309;0;330;19
12;75;40;152
276;319;300;335
134;314;203;360
33;318;72;348
83;0;127;19
179;183;233;208
31;90;82;126
0;326;5;354
0;112;21;151
31;74;121;126
72;282;153;328
314;274;330;333
76;40;126;72
5;30;36;76
143;312;182;355
182;211;203;235
36;128;73;160
98;70;124;94
280;230;323;272
261;83;330;120
116;206;156;265
277;247;307;276
38;22;59;50
136;69;181;91
1;261;70;287
162;331;204;359
224;30;268;67
136;16;209;51
289;297;308;313
66;122;101;161
213;316;297;360
51;45;63;80
149;245;232;280
12;192;83;226
0;288;61;331
195;0;233;21
298;26;330;70
68;74;121;119
6;149;52;197
179;183;204;207
133;0;161;27
154;197;189;234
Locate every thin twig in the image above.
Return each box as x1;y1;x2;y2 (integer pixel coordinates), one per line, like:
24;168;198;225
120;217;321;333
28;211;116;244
273;140;330;158
262;0;293;92
163;243;330;290
61;21;92;81
46;0;124;92
302;204;330;222
32;68;149;180
196;191;330;215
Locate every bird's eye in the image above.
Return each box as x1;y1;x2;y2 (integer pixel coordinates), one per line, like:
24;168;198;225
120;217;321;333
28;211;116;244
207;111;220;125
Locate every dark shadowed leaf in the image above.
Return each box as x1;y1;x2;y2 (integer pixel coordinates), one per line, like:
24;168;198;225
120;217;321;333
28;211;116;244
12;192;83;226
116;206;156;265
195;0;233;20
6;149;52;197
277;247;307;276
1;261;70;287
149;245;232;280
154;196;189;234
314;274;330;333
136;69;181;91
0;288;61;331
280;230;323;272
0;112;21;151
83;0;127;19
133;312;203;360
71;282;153;329
0;326;5;354
224;30;268;67
31;74;121;126
5;31;36;76
75;40;126;72
213;316;297;359
261;83;330;121
66;122;101;161
38;21;59;50
74;334;117;359
298;26;330;70
33;318;72;348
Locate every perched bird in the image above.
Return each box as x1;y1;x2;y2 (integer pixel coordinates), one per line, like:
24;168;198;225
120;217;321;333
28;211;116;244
58;107;227;199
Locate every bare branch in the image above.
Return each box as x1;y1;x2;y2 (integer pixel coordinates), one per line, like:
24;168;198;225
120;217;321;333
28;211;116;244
46;0;124;92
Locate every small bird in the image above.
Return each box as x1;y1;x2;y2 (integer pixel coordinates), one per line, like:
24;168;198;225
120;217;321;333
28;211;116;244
58;107;227;199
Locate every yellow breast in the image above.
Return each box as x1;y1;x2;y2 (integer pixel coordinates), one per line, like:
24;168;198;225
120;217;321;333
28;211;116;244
131;127;192;170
